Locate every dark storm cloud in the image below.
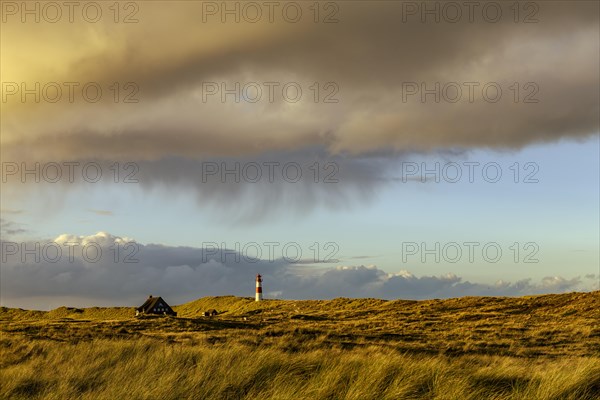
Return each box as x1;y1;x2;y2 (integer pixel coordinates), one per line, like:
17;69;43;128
2;1;598;160
2;1;597;214
1;149;404;220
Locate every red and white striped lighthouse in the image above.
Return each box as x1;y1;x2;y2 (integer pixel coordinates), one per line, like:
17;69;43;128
255;274;263;301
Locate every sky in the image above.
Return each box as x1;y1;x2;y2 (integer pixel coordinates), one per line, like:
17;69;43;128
1;1;599;309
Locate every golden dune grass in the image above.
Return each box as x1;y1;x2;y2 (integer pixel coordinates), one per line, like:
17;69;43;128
1;337;598;400
1;292;599;399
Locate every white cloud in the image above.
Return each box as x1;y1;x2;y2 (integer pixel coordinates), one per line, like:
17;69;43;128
0;232;595;309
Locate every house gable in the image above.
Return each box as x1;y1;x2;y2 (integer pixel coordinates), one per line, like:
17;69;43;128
136;296;177;316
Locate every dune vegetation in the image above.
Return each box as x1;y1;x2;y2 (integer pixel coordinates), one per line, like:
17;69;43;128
1;292;599;399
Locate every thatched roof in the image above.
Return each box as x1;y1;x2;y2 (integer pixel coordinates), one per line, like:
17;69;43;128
136;296;176;316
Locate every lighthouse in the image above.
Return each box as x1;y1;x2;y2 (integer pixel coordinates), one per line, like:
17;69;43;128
255;274;263;301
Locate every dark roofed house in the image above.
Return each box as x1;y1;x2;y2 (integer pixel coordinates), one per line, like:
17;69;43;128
203;309;218;317
136;295;177;317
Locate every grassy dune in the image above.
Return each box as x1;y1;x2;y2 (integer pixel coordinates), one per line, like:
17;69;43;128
1;292;599;399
